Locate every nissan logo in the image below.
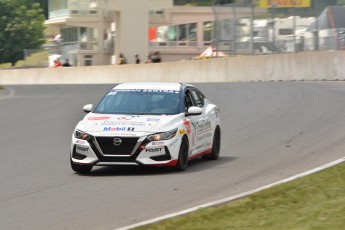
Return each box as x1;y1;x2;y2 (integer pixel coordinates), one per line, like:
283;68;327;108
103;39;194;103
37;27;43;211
113;137;122;146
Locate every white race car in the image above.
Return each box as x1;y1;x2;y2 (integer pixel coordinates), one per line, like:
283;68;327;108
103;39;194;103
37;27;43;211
70;82;221;173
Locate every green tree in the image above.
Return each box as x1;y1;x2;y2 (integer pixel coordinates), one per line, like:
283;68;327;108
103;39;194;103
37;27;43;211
30;0;49;19
0;0;45;66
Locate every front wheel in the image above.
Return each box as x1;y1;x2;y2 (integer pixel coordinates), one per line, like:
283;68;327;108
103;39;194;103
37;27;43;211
174;137;189;171
70;158;93;174
202;127;221;160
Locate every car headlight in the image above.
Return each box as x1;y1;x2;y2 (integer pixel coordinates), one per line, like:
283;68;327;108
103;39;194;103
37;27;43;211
147;129;178;141
75;130;91;141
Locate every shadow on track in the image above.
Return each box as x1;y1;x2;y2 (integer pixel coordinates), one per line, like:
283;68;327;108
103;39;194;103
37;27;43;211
73;156;238;177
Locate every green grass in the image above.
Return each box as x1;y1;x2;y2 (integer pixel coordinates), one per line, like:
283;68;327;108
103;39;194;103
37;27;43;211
15;50;49;67
135;162;345;230
0;63;11;68
0;50;48;68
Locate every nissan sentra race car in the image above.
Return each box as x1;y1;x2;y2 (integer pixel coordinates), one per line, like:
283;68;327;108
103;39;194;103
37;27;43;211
70;82;221;173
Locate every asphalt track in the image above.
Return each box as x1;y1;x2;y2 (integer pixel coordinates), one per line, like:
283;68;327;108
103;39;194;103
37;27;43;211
1;82;345;230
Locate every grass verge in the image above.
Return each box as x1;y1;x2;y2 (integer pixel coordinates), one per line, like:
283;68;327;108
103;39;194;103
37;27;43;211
0;50;48;68
135;162;345;230
15;51;48;67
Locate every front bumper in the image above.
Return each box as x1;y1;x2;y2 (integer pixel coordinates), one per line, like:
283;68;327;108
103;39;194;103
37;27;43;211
70;134;181;167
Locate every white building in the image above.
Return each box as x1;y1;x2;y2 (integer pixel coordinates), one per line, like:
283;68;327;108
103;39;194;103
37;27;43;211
45;0;265;66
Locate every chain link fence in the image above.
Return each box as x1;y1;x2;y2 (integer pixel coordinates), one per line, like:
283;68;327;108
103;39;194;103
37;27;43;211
212;1;345;56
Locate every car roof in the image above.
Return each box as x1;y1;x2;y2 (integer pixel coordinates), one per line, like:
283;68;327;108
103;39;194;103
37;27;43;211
113;82;187;91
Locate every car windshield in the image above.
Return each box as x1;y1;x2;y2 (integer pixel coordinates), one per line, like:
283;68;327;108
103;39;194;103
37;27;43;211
93;89;181;115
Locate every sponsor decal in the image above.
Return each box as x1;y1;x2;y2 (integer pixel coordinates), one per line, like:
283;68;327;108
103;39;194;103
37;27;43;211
113;89;179;93
190;121;197;146
151;141;165;146
103;127;135;132
100;120;145;126
145;147;162;153
88;116;111;120
100;132;136;136
183;119;192;134
196;142;210;150
197;132;212;141
113;89;142;92
197;120;211;133
117;115;140;121
147;118;160;122
76;140;87;144
76;146;89;152
259;0;310;8
139;89;178;93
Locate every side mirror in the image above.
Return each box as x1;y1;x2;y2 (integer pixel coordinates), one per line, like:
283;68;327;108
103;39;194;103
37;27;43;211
83;104;93;113
187;106;202;116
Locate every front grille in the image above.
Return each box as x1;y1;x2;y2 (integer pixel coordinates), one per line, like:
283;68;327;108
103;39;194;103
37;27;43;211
94;136;140;156
86;136;151;164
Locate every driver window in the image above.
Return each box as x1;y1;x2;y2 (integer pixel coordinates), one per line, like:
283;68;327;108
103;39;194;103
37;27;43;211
190;89;204;107
184;91;194;112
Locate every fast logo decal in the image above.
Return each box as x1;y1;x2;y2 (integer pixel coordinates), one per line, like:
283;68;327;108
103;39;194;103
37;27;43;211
103;127;135;132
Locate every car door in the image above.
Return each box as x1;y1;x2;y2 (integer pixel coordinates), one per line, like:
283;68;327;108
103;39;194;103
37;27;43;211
185;88;212;155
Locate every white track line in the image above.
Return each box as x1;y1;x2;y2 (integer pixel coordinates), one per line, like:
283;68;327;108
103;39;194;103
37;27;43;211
0;87;15;100
116;157;345;230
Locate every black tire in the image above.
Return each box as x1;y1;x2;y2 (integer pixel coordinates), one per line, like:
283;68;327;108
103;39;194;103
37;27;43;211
70;158;93;174
174;137;189;171
202;127;221;160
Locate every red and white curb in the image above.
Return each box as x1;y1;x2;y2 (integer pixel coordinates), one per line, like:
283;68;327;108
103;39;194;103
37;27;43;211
116;157;345;230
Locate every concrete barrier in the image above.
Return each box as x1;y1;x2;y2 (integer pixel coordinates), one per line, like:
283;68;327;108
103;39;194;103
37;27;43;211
0;51;344;85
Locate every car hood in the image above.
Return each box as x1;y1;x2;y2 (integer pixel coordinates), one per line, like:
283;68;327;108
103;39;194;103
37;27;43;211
76;113;183;136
